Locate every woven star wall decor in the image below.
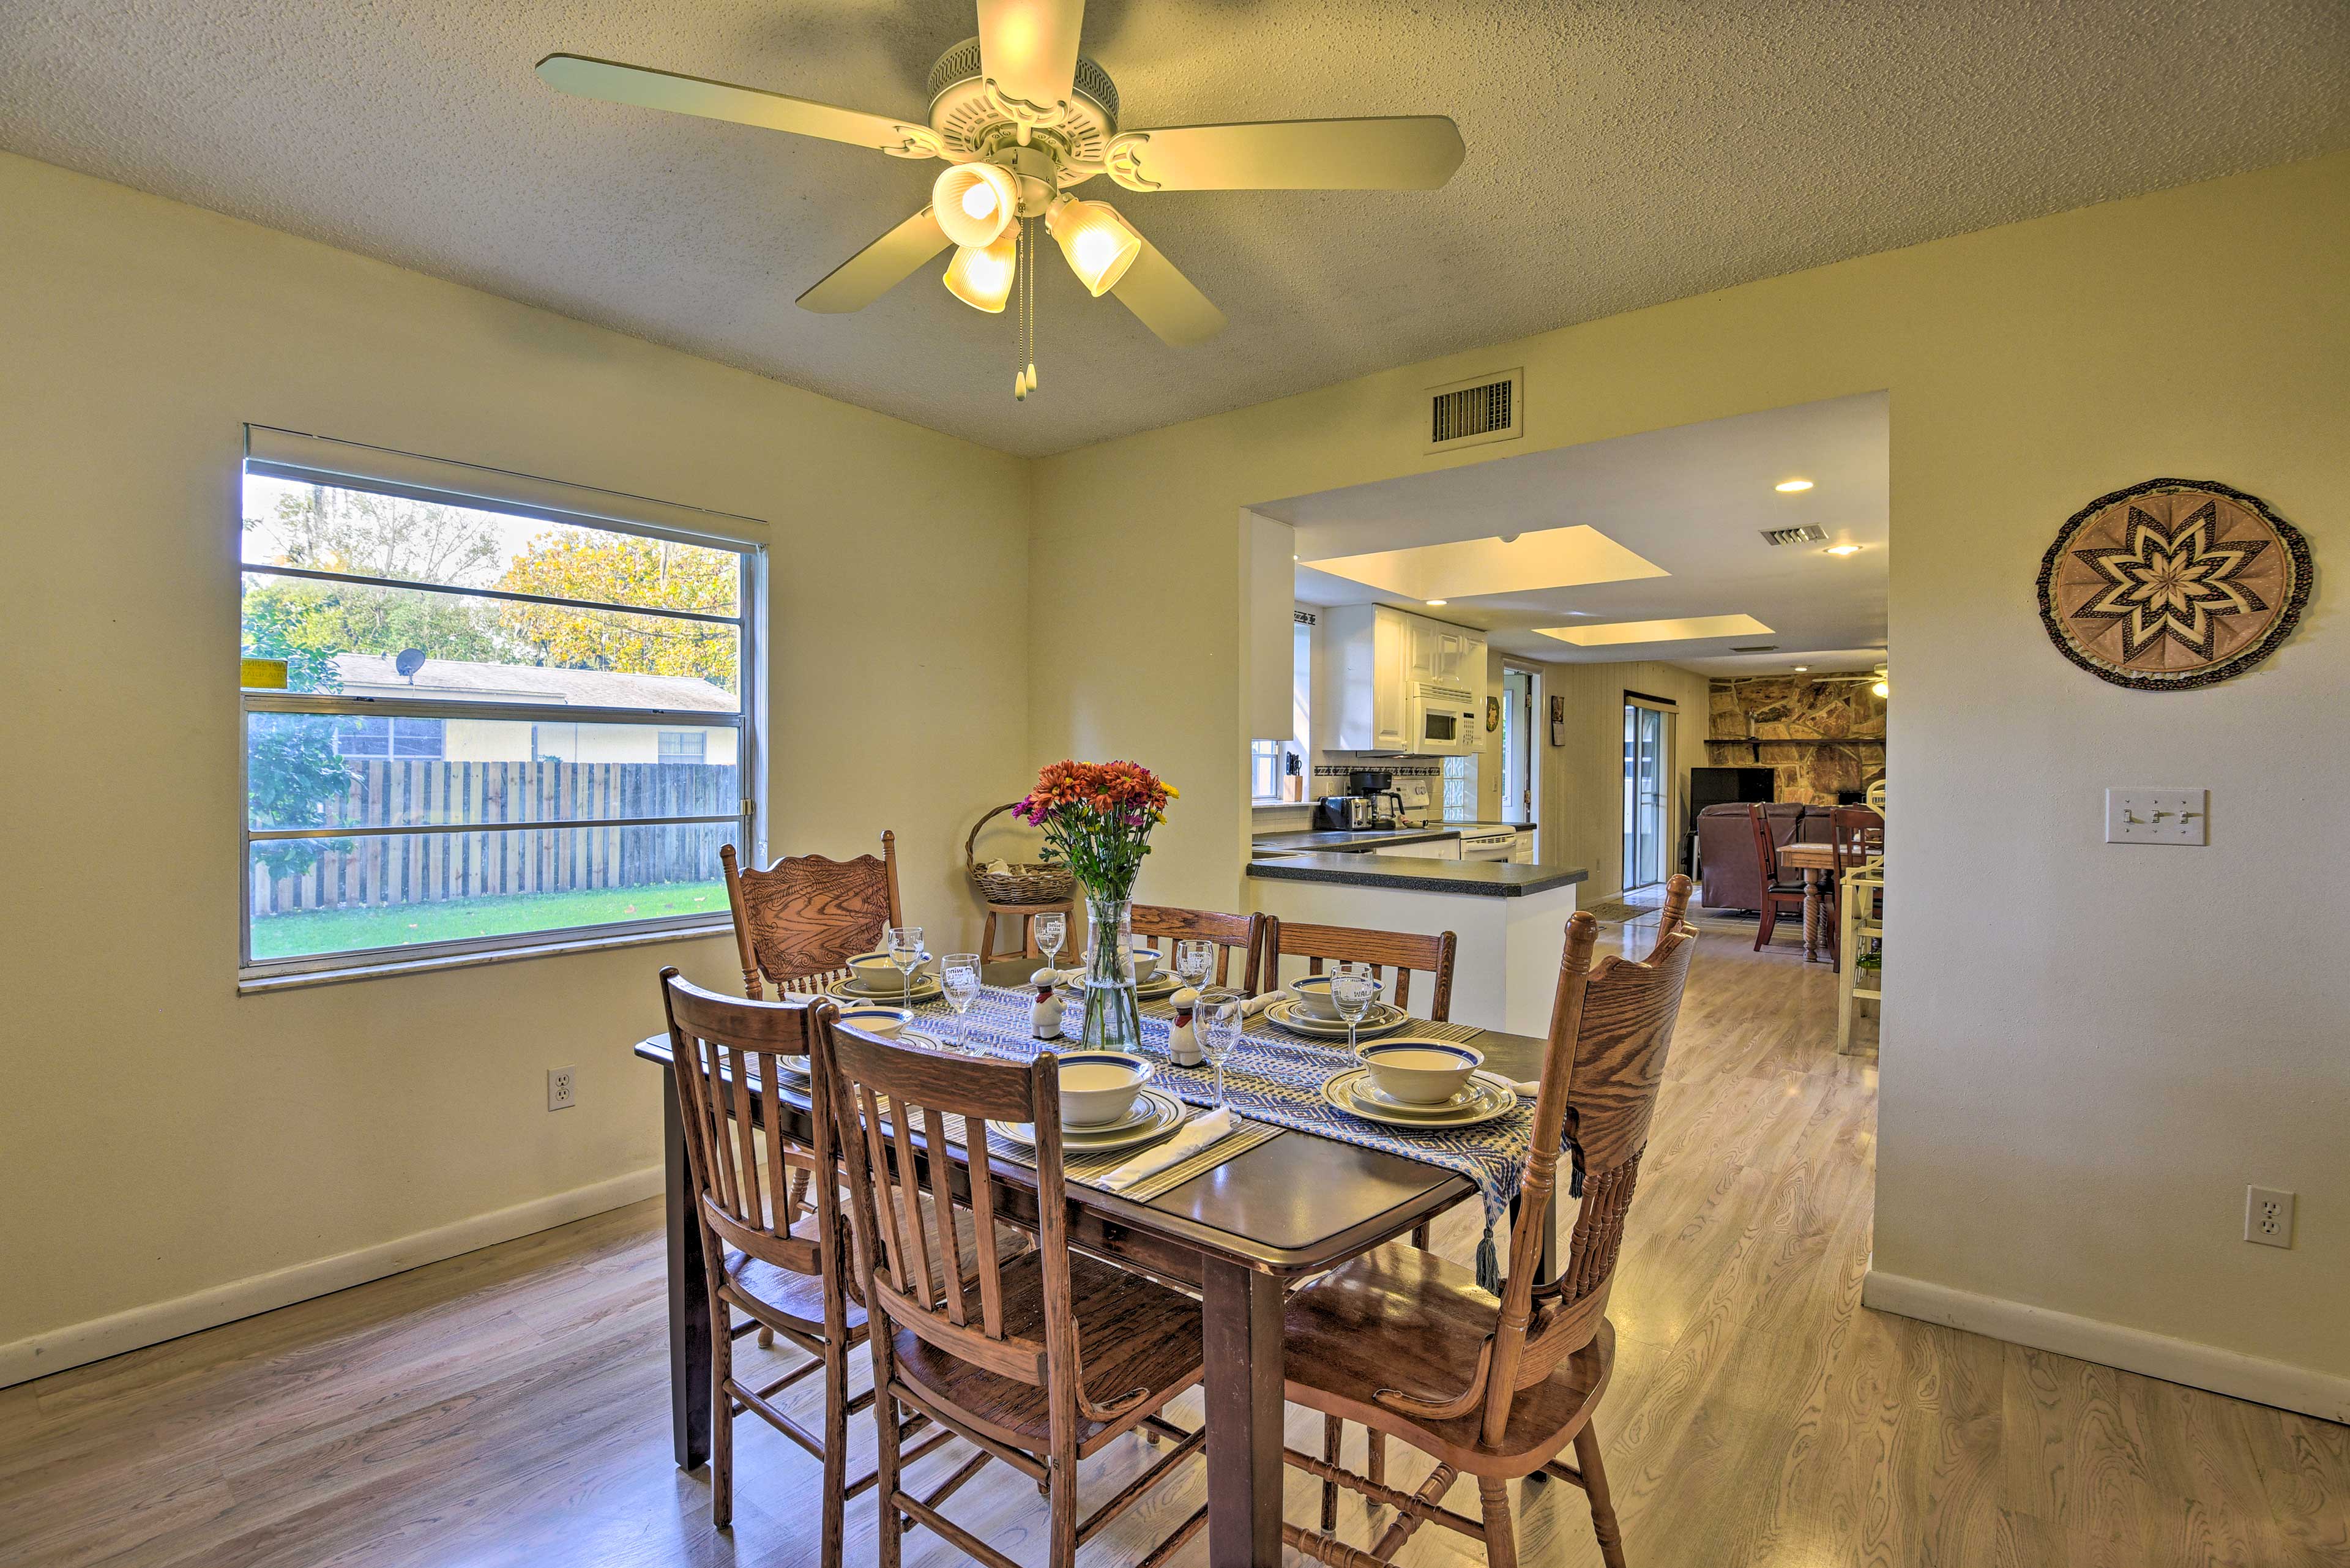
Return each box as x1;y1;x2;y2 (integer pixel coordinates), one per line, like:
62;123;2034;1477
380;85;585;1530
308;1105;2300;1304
2037;477;2312;690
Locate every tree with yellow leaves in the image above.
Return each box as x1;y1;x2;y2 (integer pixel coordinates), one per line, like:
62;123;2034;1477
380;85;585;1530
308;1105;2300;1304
496;532;740;692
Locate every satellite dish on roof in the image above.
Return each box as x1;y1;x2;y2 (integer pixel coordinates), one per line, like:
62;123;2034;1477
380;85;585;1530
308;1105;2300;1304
394;648;427;683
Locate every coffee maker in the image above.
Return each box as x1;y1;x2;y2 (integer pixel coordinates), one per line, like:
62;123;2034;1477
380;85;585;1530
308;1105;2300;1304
1347;769;1409;828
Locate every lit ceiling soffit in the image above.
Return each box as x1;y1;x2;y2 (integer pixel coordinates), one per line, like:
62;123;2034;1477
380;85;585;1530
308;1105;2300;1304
1537;614;1774;648
1300;525;1666;602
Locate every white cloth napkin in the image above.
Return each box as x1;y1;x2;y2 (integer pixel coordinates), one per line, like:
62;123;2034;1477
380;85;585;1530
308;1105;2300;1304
1242;992;1280;1018
1098;1108;1236;1192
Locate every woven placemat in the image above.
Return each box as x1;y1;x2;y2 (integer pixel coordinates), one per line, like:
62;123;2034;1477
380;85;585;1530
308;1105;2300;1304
985;1115;1283;1203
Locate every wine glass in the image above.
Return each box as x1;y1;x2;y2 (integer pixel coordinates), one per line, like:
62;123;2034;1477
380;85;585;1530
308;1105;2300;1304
886;925;925;1017
1173;938;1215;995
1034;910;1066;974
941;952;981;1052
1196;988;1244;1109
1330;963;1378;1058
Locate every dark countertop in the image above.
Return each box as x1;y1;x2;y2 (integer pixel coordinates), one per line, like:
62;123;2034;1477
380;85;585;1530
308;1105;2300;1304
1248;853;1589;898
1249;826;1462;856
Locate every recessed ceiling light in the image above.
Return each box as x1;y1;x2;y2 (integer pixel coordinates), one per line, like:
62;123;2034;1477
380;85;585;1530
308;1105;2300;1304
1425;599;1447;606
1824;543;1863;556
1775;479;1815;493
1793;665;1809;671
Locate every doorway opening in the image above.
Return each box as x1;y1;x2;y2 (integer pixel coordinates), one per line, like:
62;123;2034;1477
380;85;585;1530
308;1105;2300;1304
1622;695;1676;892
1501;664;1537;837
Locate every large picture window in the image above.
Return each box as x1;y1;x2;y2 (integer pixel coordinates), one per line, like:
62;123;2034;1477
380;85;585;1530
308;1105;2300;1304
237;428;764;984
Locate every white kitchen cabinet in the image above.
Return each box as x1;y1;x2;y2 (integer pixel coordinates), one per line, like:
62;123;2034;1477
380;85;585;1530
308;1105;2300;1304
1386;835;1463;861
1327;605;1488;755
1510;829;1536;864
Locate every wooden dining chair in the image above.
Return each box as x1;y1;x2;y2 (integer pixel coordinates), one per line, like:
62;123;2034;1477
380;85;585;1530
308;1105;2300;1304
1279;875;1699;1568
1130;905;1268;993
1266;916;1460;1247
814;1010;1210;1568
1263;917;1458;1021
1744;803;1811;954
1829;805;1884;873
657;971;958;1564
720;833;903;997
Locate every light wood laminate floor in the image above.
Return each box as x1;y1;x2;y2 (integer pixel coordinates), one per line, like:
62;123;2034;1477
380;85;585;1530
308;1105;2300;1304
5;919;2344;1568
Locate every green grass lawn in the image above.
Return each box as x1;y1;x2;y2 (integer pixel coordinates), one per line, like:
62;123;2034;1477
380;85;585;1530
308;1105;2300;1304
250;879;728;960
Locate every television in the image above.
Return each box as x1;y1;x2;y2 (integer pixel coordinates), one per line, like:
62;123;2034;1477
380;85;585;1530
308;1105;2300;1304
1689;766;1777;816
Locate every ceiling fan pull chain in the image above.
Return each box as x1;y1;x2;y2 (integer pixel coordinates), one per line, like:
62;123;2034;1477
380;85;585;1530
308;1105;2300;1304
1012;218;1029;401
1026;215;1039;394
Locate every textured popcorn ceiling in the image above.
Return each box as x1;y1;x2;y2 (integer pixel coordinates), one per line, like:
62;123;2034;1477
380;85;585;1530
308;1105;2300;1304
4;2;2345;457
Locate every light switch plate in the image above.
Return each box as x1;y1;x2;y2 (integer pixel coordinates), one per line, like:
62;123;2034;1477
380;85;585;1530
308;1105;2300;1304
2105;788;2207;845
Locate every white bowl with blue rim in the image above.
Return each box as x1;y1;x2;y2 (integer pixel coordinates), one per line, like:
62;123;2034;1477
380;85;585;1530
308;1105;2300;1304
1054;1050;1156;1129
1355;1039;1484;1106
836;1003;914;1039
1291;973;1385;1020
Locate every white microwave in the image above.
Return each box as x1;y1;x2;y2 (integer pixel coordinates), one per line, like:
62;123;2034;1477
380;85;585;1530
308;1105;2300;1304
1404;681;1477;753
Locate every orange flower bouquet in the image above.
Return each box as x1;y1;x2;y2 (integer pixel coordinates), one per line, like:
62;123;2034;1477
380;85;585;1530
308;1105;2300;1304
1014;761;1177;1049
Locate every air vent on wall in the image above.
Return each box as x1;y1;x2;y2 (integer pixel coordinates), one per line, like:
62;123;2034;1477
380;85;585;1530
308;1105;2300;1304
1731;644;1780;653
1760;525;1828;547
1425;367;1524;454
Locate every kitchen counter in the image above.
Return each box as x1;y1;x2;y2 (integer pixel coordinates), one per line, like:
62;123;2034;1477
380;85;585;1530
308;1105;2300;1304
1247;850;1587;1036
1248;827;1461;857
1248;853;1585;898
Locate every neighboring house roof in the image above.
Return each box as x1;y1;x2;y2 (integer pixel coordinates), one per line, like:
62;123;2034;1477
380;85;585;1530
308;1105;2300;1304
332;654;735;712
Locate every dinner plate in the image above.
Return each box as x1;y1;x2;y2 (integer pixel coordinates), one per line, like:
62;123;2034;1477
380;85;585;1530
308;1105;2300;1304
1134;970;1182;999
1263;997;1411;1042
828;974;944;1004
992;1086;1190;1154
1061;1094;1157;1137
1319;1067;1516;1129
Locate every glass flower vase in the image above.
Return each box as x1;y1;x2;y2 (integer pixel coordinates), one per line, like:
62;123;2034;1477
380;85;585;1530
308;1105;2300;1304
1078;892;1143;1052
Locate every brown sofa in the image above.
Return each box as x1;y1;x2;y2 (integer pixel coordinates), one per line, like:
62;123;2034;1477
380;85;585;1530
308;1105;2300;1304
1696;803;1832;911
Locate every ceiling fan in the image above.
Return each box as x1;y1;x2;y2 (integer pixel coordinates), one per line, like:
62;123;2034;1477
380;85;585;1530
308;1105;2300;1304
537;0;1465;399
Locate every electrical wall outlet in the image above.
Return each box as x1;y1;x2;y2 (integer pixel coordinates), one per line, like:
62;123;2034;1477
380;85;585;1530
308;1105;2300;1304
2245;1186;2294;1248
2105;788;2207;844
547;1067;577;1112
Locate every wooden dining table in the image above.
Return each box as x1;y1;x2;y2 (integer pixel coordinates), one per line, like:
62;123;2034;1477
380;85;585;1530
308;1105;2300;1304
634;957;1552;1568
1773;840;1840;962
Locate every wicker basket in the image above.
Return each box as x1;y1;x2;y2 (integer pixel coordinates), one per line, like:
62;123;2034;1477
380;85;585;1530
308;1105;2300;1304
965;802;1075;906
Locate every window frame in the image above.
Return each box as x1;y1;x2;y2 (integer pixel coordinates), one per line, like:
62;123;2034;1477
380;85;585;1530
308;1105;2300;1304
236;427;767;989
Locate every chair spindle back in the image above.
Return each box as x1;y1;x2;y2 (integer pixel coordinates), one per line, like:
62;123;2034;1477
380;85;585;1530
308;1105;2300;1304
1129;905;1267;994
1828;805;1884;875
659;969;834;1278
816;1014;1102;1405
1264;919;1457;1020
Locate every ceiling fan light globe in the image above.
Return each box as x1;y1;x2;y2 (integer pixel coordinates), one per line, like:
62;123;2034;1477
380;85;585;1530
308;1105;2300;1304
933;162;1018;248
1047;196;1141;297
943;232;1019;313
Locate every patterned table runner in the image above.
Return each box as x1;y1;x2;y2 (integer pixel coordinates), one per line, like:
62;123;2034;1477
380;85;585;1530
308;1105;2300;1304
899;985;1530;1287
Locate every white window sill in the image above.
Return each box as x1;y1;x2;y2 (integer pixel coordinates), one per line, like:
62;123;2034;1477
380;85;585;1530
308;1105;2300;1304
237;920;735;995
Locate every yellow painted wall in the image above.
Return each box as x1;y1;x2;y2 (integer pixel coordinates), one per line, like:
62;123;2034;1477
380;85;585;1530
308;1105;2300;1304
0;152;1029;1366
1033;153;2350;1382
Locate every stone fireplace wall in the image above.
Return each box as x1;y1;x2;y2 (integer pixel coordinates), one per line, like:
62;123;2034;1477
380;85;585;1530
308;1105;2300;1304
1706;676;1887;805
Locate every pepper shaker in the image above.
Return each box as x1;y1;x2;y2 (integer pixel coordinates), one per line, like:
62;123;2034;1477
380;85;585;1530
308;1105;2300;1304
1030;967;1063;1039
1166;985;1204;1067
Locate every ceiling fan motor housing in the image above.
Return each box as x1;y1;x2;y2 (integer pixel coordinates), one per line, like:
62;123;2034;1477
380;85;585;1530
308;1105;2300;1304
926;37;1119;185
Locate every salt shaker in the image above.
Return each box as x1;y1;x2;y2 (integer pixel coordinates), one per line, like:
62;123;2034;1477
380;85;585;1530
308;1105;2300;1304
1030;967;1063;1039
1166;985;1204;1067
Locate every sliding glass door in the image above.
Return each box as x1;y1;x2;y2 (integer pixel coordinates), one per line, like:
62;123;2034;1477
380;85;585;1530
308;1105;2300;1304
1622;698;1674;890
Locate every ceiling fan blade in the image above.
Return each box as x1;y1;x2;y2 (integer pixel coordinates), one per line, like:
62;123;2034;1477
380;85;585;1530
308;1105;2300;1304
1111;236;1226;346
797;208;952;314
536;53;936;157
1105;116;1464;191
975;0;1085;116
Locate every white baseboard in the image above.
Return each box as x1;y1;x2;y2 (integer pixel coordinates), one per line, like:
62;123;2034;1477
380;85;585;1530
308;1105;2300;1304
1863;1269;2350;1425
0;1165;663;1391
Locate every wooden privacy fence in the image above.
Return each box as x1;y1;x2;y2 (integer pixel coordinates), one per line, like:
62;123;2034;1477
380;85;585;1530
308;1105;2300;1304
252;759;739;917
